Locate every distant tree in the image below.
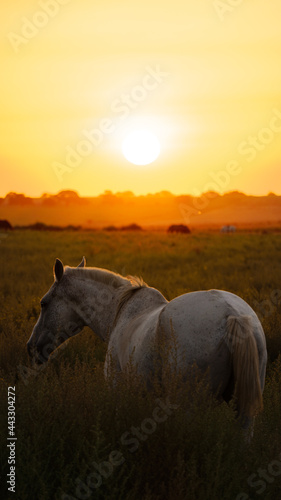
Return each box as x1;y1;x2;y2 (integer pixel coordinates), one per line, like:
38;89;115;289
52;190;83;206
41;193;56;206
224;191;245;198
4;193;33;205
101;190;114;198
57;190;80;199
64;225;82;231
204;191;219;199
117;191;134;198
29;222;48;231
100;191;119;205
155;191;173;197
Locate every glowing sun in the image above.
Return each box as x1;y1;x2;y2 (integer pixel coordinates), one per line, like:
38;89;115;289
122;130;160;165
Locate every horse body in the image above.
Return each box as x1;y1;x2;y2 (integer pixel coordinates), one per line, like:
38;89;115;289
108;287;267;403
27;258;267;425
160;289;264;368
158;290;267;399
221;225;236;233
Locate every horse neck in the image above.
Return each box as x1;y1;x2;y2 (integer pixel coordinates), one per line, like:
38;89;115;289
115;286;167;329
68;275;119;342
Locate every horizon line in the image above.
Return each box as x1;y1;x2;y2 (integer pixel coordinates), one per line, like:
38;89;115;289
1;189;281;199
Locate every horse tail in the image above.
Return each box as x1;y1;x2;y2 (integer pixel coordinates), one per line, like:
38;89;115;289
225;315;263;418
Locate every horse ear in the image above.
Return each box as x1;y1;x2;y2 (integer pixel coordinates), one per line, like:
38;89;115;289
54;258;64;282
77;256;86;268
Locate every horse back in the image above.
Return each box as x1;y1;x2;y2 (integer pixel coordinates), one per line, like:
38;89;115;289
158;289;265;370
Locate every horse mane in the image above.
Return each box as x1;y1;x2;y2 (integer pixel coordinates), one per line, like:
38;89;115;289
65;267;128;288
114;275;148;325
64;267;148;325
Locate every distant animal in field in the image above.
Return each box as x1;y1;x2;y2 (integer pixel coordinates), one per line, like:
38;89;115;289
168;224;191;234
28;257;267;433
221;225;236;233
0;219;13;230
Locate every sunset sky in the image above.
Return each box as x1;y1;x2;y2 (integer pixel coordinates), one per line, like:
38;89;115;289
0;1;280;198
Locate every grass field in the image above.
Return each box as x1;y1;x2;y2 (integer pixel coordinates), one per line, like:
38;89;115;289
0;230;281;500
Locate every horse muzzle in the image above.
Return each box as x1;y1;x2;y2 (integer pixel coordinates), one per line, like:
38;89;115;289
27;340;48;364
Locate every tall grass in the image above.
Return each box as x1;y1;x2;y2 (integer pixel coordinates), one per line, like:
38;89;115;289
0;230;281;500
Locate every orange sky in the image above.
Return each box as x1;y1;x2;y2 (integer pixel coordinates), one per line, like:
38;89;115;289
0;1;281;197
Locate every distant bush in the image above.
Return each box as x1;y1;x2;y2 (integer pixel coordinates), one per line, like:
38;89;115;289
103;225;118;231
4;192;33;206
103;224;143;231
121;223;143;231
14;222;82;231
64;225;82;231
30;222;49;231
41;190;87;206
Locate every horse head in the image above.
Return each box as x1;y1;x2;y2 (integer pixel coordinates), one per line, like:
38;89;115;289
27;257;86;363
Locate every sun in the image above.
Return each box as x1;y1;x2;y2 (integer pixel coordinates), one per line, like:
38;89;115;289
122;130;160;166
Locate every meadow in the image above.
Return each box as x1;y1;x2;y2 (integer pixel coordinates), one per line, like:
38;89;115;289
0;230;281;500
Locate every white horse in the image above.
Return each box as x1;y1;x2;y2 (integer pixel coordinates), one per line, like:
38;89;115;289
27;257;267;426
221;225;236;233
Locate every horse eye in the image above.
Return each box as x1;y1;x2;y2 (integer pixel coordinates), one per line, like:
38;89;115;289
40;301;48;308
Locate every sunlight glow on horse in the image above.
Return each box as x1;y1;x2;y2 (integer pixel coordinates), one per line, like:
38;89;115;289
27;257;267;430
